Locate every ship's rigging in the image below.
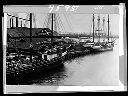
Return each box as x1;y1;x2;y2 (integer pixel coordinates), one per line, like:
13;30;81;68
91;14;113;43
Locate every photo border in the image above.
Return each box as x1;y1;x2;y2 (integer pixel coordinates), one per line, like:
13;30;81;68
3;3;126;94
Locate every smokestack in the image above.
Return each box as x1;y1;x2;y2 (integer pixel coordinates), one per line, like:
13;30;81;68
16;17;18;27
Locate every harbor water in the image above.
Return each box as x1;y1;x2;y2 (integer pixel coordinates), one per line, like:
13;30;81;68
16;38;119;86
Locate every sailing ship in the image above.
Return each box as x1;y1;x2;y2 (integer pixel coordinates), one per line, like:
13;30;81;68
90;14;114;52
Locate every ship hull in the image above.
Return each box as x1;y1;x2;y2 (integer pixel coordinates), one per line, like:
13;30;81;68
90;46;113;53
6;56;63;83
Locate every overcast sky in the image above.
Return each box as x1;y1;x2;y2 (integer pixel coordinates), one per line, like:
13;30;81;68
7;13;119;35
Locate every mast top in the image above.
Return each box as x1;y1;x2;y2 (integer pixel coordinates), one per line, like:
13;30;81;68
97;15;100;21
103;17;105;22
107;14;110;22
92;14;95;21
107;14;110;42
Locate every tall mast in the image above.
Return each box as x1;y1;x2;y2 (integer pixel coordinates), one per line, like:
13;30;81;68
92;14;95;42
54;13;57;32
30;13;32;63
51;13;54;51
107;14;110;42
97;15;100;41
110;32;112;41
102;17;105;41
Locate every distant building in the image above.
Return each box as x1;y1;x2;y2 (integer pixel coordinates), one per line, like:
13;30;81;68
7;27;60;50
